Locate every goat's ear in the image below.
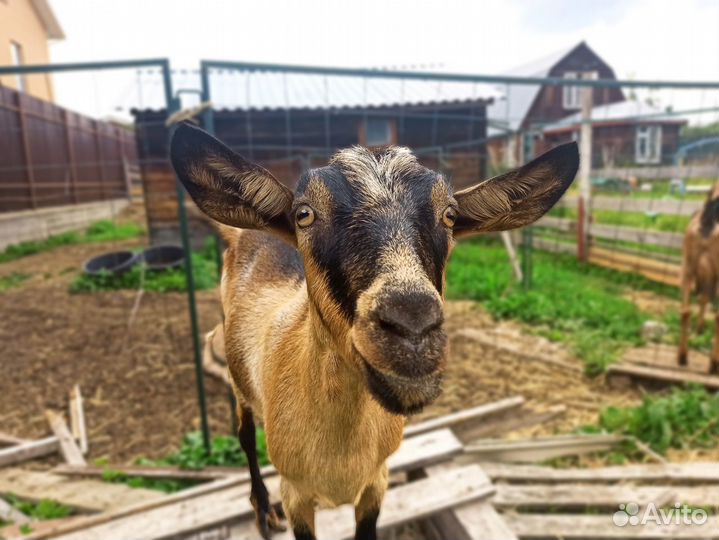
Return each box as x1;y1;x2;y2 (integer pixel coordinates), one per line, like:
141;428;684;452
170;122;295;244
453;142;578;236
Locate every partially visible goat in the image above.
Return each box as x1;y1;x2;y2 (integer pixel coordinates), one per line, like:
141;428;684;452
678;183;719;374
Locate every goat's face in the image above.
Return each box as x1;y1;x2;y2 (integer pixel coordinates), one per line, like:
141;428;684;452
171;123;579;416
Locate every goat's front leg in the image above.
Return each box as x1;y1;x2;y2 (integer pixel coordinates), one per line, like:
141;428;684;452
238;406;285;539
354;466;388;540
678;272;692;366
711;311;719;375
281;478;316;540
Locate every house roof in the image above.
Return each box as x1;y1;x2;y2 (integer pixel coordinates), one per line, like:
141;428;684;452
30;0;65;40
542;100;686;133
184;70;497;111
486;42;588;136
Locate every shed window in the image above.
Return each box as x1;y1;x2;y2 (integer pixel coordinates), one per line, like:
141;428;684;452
10;41;25;92
364;118;393;146
635;125;662;164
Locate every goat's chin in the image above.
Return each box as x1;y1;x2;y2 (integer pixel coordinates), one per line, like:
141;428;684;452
361;359;443;416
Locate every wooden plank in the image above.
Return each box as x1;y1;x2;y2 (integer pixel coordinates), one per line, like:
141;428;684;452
607;362;719;390
36;428;462;540
455;328;583;373
234;465;497;540
590;224;684;250
465;434;624;463
458;405;566;442
45;410;86;466
480;461;719;483
68;385;88;455
508;513;719;539
0;497;30;525
494;483;719;509
53;464;238;482
622;345;712;374
0;433;28;446
0;468;165;513
404;397;526;438
423;462;518;540
0;437;59;467
588;248;680;287
387;428;462;473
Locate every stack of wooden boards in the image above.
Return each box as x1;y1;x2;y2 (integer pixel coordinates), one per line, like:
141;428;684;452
0;395;717;540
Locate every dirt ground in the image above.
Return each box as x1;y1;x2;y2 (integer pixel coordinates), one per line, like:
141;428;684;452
0;211;710;465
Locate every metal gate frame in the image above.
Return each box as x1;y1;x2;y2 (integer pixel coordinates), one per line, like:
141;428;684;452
0;58;212;452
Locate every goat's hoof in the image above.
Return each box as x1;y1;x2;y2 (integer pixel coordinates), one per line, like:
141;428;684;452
709;361;719;376
677;352;688;366
252;497;286;539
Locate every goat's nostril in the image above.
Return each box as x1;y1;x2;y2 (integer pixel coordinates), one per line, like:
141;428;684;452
375;299;443;338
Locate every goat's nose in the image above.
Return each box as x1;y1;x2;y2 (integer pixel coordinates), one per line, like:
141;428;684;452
375;293;443;338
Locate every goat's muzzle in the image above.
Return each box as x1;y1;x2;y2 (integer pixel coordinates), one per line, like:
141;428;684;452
352;289;448;415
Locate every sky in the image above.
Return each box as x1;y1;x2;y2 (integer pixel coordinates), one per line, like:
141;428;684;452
45;0;719;122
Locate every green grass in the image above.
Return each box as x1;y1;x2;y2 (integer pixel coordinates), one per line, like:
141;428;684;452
550;205;691;233
0;271;31;291
0;220;144;264
446;237;674;375
69;237;219;293
3;494;73;522
101;429;270;493
598;386;719;454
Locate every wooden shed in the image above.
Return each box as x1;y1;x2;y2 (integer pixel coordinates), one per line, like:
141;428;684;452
132;79;492;245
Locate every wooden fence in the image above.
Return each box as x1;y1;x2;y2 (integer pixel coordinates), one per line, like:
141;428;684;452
0;85;138;213
532;194;697;287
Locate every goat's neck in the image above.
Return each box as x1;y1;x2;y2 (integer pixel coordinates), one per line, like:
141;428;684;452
297;292;371;412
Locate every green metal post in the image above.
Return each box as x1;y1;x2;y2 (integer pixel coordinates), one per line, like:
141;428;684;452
162;61;212;454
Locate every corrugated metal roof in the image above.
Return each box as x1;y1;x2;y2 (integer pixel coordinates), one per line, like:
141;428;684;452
542;100;686;132
206;71;497;110
487;42;583;135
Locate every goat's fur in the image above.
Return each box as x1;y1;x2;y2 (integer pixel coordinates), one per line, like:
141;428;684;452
678;183;719;374
170;122;579;540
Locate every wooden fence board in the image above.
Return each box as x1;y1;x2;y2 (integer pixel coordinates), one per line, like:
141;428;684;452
607;363;719;390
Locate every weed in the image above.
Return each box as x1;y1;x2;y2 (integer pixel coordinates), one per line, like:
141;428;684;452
599;386;719;453
0;220;144;264
0;272;31;292
4;494;73;521
447;237;653;374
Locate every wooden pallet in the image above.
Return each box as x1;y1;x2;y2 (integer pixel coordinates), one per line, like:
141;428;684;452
481;462;719;540
608;344;719;389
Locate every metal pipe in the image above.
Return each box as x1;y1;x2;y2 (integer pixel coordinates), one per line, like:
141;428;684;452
162;61;212;454
200;60;719;90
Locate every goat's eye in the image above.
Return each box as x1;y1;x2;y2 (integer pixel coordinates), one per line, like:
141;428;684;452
296;205;316;228
442;206;457;227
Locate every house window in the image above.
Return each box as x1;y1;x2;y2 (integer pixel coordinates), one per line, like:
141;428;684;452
562;72;597;110
562;72;580;110
636;125;662;164
10;41;26;92
364;118;393;146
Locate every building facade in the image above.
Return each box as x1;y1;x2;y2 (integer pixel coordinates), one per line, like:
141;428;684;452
0;0;64;101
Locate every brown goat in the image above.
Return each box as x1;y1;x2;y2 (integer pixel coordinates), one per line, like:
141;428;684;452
170;122;578;540
678;183;719;374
